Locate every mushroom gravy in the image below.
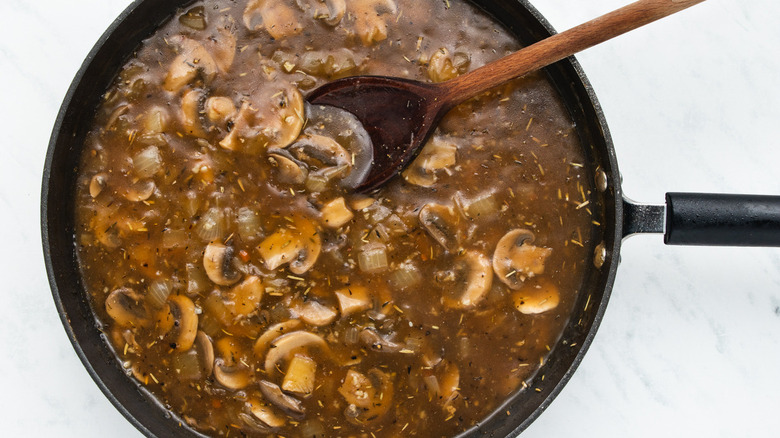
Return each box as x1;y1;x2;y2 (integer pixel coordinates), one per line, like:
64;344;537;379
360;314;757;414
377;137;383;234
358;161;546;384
74;0;597;436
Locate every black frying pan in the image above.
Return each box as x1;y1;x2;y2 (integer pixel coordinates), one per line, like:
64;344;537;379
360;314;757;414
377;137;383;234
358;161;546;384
41;0;780;436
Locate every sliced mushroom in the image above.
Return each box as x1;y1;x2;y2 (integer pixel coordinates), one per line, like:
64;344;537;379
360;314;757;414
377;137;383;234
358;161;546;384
214;337;252;390
180;88;208;138
163;35;218;93
203;241;242;286
291;300;338;326
359;327;403;353
419;203;461;251
334;285;371;317
206;96;237;124
248;399;286;428
258;216;321;275
320;197;354;229
220;87;304;153
166;294;199;351
89;173;108;198
296;0;346;25
339;368;394;424
428;48;460;82
105;287;150;328
286;133;351;186
259;380;305;416
282;354;317;396
268;152;308;185
402;136;457;187
439;250;493;309
244;0;302;39
349;0;398;46
492;229;553;290
195;331;215;377
512;278;561;314
224;275;264;319
251;320;300;361
203;16;237;73
123;179;156;202
264;330;329;374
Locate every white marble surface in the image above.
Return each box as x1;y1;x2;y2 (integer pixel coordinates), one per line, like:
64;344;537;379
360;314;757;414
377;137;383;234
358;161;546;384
1;0;779;436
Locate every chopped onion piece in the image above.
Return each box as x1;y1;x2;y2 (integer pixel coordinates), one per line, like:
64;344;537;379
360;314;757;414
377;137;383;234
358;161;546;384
162;229;188;249
195;208;226;241
237;207;262;240
172;350;202;380
389;261;421;290
132;146;163;178
358;244;388;273
147;280;172;309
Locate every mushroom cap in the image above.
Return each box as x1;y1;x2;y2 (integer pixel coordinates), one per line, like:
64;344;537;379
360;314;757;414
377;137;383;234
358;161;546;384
105;287;150;328
296;0;346;25
163;35;218;93
258;216;321;274
419;203;461;251
244;0;302;39
286;133;351;184
264;330;329;374
253;319;303;358
268;152;308;185
444;249;493;309
258;380;305;416
512;278;561;314
492;229;553;290
203;241;242;286
167;294;199;351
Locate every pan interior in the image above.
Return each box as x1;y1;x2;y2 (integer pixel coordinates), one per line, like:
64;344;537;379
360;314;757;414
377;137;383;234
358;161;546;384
42;0;621;436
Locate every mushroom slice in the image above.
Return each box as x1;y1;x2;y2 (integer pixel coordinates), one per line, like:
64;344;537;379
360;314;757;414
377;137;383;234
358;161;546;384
254;320;303;358
296;0;346;25
402;136;457;186
419;203;461;251
334;285;371;317
248;399;286;428
492;229;553;290
220;87;304;153
180;88;208;138
258;380;305;416
264;330;329;374
291;300;338;326
282;354;317;396
225;275;264;319
203;16;237;73
339;368;394;424
512;278;561;315
258;216;321;274
439;250;493;309
89;173;108;198
206;96;237;124
268;152;308;185
244;0;302;39
203;241;242;286
195;331;215;377
123;179;156;202
359;327;403;353
214;361;251;390
166;295;199;351
214;337;252;390
105;287;150;328
350;0;398;46
163;35;218;93
287;134;351;185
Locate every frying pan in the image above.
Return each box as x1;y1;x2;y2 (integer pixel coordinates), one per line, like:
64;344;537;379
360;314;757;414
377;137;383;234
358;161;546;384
40;0;780;436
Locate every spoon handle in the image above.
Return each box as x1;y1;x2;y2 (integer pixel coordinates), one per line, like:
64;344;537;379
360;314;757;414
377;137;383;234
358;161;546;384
441;0;707;104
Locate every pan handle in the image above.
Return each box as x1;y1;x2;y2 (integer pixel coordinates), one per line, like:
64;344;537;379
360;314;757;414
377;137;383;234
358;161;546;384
623;193;780;246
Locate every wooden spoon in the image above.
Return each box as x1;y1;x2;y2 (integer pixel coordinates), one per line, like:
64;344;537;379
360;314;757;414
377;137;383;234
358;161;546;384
307;0;706;192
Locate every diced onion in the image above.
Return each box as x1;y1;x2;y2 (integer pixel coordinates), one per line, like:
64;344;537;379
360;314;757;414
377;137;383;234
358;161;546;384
344;326;360;345
299;419;326;438
132;146;163;178
172;350;202;380
183;191;200;218
461;191;499;219
195;208;226;241
236;207;262;240
186;263;209;295
423;374;440;399
147;280;172;309
358;244;388;273
389;261;421;290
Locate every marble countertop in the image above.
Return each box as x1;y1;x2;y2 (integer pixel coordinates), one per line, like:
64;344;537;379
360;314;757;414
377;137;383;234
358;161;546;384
2;0;779;436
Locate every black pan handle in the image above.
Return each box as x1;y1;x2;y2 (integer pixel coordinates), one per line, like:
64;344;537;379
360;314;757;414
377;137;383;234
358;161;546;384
623;193;780;246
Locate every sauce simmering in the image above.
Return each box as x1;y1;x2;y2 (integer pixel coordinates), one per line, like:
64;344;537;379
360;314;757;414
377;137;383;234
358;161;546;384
74;0;597;436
